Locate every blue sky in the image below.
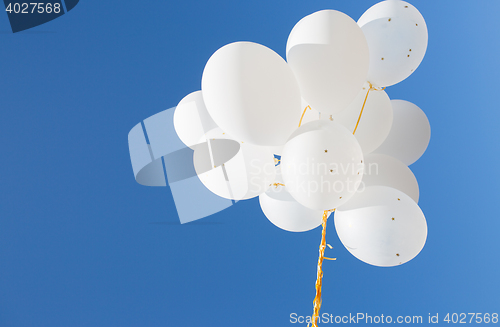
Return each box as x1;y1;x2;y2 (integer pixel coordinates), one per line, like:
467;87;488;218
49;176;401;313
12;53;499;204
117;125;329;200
1;0;499;326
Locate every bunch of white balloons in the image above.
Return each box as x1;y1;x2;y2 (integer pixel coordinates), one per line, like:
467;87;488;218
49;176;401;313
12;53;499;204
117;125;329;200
173;0;430;267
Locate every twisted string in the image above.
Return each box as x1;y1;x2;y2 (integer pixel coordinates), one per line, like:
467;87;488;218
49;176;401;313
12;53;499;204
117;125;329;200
309;209;335;327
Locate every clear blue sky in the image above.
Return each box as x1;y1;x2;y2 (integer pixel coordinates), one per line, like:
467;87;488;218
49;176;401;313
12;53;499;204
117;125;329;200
1;1;499;326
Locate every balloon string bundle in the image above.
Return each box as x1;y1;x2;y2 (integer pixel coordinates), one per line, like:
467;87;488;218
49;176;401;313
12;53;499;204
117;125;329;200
307;82;385;327
309;209;335;327
353;82;386;135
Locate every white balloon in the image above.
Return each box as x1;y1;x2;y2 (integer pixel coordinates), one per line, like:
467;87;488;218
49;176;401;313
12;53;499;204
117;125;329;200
363;153;419;203
286;10;369;115
358;0;428;87
372;100;430;166
173;91;217;149
335;186;427;267
281;120;364;211
202;42;302;146
332;82;393;154
194;128;276;200
259;168;324;232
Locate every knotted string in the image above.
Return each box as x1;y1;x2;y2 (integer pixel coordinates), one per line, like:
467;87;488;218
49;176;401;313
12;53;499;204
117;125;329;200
353;82;385;135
